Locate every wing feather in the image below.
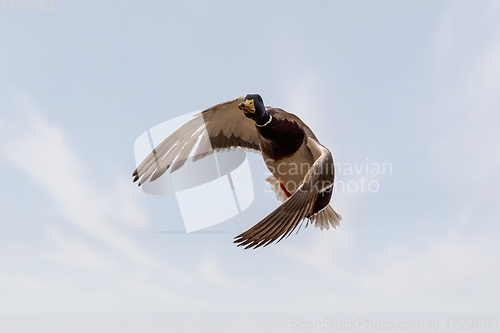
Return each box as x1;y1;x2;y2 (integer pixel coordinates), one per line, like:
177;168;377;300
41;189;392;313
133;97;260;185
234;137;334;249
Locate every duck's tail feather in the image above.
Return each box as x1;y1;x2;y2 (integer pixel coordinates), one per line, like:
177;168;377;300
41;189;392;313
309;205;342;230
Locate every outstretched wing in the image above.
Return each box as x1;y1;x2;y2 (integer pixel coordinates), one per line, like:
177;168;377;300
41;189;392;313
133;97;260;185
234;137;335;249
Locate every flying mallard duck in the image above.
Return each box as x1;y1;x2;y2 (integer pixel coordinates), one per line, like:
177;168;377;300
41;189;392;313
133;94;341;249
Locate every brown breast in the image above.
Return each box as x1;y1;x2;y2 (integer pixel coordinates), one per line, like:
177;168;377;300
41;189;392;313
257;109;305;161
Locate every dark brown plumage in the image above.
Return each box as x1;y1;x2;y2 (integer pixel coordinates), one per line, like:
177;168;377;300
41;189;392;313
257;108;306;160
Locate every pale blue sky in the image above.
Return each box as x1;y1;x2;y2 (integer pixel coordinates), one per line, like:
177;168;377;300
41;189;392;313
1;0;499;332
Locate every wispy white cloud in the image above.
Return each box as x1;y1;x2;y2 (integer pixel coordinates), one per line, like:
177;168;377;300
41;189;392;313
281;71;327;137
0;85;199;312
358;232;500;312
276;226;353;278
0;86;165;273
199;252;240;287
6;226;111;272
427;3;500;205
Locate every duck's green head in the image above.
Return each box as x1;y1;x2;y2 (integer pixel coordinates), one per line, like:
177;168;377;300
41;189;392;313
238;94;267;122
